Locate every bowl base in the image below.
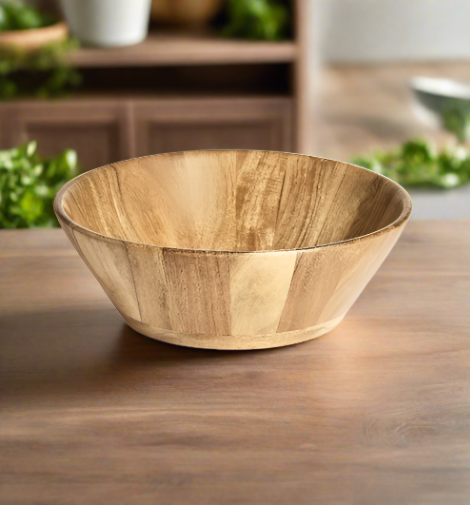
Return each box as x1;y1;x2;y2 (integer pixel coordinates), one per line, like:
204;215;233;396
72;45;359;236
122;315;345;350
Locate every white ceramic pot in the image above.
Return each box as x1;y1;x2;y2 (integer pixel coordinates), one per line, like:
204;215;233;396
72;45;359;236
60;0;152;47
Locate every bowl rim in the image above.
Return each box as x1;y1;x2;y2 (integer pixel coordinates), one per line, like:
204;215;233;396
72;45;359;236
54;149;413;254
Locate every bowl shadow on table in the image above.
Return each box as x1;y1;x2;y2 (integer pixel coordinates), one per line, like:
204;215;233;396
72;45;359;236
4;306;339;406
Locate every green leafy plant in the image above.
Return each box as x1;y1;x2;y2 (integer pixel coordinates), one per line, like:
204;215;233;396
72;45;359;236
0;1;81;98
222;0;290;41
353;138;470;189
441;101;470;143
0;141;78;228
0;0;55;31
0;37;81;99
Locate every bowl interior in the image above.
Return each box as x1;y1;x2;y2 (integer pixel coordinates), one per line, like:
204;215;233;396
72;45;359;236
57;150;410;252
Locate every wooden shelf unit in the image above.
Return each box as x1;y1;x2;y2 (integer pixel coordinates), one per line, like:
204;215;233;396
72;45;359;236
69;31;298;67
0;0;315;169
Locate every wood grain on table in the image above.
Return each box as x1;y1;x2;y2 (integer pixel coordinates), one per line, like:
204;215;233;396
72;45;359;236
1;222;469;505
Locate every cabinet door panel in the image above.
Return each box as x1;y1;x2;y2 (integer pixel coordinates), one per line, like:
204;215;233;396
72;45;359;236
148;122;276;153
27;124;120;171
0;101;132;172
134;97;293;156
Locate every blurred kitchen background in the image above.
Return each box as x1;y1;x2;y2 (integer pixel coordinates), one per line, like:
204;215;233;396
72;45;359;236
2;0;470;229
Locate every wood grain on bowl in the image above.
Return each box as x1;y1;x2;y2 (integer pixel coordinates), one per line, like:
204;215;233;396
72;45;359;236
54;150;412;350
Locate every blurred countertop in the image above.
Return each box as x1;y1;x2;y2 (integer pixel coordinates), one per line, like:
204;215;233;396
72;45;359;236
316;61;470;160
316;62;470;219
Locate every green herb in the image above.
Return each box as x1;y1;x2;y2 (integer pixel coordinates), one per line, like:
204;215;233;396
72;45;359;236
353;138;470;189
0;141;78;228
441;100;470;143
0;37;81;99
222;0;290;41
0;0;55;31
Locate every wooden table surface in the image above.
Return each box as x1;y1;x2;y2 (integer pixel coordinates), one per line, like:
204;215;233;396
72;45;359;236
1;222;469;505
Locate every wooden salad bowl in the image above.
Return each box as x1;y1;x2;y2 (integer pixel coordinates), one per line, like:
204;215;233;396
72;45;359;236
0;21;68;51
54;150;412;350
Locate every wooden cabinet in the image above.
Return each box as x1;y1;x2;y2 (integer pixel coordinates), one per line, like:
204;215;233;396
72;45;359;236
133;97;292;156
0;1;316;165
0;97;293;172
0;101;132;172
0;0;316;169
